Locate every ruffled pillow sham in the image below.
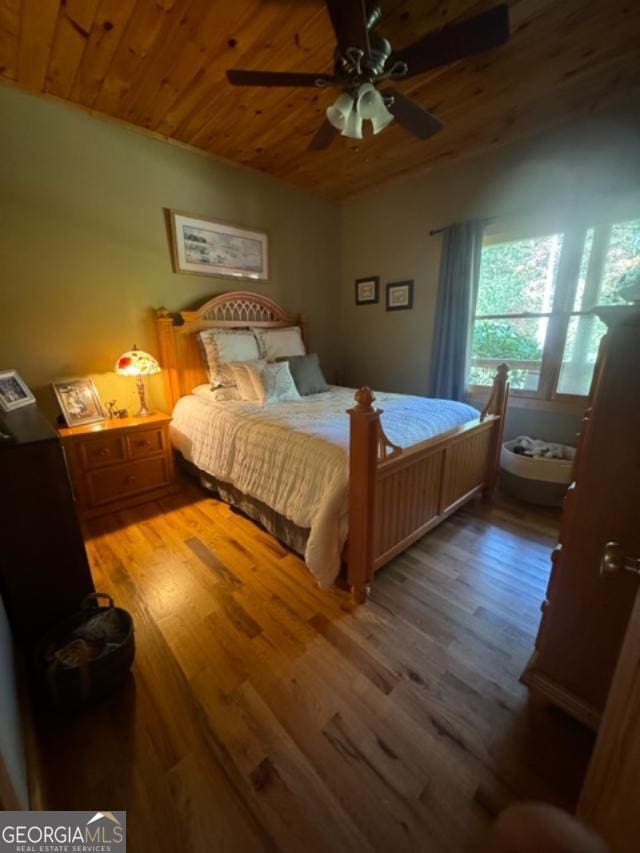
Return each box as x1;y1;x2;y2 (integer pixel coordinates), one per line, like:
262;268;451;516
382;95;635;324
253;326;306;361
198;329;261;387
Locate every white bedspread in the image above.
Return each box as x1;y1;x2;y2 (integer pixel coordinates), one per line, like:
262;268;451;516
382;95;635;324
170;386;479;587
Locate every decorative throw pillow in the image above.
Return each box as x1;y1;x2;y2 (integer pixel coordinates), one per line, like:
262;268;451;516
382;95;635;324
230;360;301;405
229;360;266;403
260;361;302;404
277;353;329;395
253;326;306;361
198;329;260;386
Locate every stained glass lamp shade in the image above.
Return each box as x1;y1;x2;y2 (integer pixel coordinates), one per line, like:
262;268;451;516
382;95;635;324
114;346;161;417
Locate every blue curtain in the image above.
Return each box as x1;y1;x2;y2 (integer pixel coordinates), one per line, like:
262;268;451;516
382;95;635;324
429;220;484;400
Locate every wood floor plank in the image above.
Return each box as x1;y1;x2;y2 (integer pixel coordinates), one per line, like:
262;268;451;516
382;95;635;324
33;485;594;852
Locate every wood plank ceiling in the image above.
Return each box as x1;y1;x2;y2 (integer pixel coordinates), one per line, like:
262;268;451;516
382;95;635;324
1;0;639;200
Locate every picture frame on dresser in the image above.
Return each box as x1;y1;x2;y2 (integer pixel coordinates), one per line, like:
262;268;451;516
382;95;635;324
0;370;35;413
168;209;269;282
53;377;105;427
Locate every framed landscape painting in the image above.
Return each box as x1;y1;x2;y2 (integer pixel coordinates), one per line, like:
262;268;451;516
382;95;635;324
168;210;269;281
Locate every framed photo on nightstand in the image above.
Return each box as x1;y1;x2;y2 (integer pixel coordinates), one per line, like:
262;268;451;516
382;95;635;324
0;370;36;413
53;377;105;427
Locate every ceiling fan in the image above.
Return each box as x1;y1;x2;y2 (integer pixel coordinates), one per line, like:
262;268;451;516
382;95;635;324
226;0;510;150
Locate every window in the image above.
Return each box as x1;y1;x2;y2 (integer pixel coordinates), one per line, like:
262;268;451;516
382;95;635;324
469;216;640;403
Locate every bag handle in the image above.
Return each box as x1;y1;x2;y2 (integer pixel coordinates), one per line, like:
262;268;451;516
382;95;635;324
81;592;114;611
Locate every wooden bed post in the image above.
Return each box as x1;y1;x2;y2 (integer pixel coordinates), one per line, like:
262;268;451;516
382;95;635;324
347;388;381;604
156;307;181;410
480;363;510;500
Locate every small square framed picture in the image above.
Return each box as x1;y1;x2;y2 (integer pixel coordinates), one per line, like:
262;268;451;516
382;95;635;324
386;280;414;311
355;276;379;305
53;377;105;427
0;370;36;413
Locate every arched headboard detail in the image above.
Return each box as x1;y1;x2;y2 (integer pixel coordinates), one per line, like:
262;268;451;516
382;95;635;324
156;291;308;409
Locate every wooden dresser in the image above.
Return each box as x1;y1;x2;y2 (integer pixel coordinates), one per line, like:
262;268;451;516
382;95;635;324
522;307;640;728
59;412;176;519
0;405;94;642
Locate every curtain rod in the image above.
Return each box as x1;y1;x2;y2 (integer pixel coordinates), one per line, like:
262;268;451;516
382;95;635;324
429;214;498;236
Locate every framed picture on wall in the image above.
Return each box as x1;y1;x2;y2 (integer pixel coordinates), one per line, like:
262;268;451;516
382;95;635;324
168;209;269;281
355;276;379;305
0;370;35;413
386;280;414;311
52;377;105;427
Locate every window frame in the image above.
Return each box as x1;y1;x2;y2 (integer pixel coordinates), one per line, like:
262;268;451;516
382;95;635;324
467;214;637;413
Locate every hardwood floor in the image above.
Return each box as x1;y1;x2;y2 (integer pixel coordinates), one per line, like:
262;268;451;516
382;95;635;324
32;484;594;852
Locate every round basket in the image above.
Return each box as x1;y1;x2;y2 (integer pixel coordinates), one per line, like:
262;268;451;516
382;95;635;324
500;439;576;507
34;593;135;708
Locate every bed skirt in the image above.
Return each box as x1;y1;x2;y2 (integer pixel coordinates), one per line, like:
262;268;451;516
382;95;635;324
178;454;310;558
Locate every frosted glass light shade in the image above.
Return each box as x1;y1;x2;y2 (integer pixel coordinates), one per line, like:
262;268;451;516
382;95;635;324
115;346;161;376
342;108;363;139
326;92;354;131
357;83;394;135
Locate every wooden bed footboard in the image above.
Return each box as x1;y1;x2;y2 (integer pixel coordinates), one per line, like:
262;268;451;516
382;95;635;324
347;365;510;603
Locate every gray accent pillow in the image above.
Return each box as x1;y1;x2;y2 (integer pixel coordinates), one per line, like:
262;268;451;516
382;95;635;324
277;353;329;396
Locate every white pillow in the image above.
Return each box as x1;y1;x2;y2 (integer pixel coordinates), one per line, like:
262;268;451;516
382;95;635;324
261;362;302;404
229;360;266;403
253;326;305;361
198;329;260;386
231;360;301;405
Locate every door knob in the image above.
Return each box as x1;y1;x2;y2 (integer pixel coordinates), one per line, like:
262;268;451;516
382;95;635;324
600;542;640;577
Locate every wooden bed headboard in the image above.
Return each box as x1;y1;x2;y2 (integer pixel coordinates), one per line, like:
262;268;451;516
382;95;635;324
155;291;307;409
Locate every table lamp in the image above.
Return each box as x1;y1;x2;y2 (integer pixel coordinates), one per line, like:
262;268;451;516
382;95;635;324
114;345;161;417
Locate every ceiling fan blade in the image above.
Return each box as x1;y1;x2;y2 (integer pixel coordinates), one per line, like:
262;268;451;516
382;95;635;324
325;0;370;56
384;88;443;140
226;69;335;87
308;119;339;151
391;4;509;79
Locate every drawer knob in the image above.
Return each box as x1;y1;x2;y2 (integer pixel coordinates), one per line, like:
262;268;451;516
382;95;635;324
138;440;151;447
98;448;111;457
126;475;137;484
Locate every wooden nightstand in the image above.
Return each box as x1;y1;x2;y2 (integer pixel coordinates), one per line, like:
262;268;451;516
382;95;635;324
59;412;177;519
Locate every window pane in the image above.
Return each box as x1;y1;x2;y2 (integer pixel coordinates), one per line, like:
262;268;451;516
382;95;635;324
477;234;563;316
572;227;594;310
574;218;640;310
601;218;640;304
470;317;546;390
557;314;607;396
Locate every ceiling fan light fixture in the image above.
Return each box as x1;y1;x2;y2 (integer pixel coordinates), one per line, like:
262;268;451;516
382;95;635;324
357;83;394;135
326;92;354;131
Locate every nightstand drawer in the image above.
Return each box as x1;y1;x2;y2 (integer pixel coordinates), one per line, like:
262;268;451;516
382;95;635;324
87;457;170;506
80;434;127;469
126;427;165;459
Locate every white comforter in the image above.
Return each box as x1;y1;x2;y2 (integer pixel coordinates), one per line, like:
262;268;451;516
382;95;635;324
170;386;479;587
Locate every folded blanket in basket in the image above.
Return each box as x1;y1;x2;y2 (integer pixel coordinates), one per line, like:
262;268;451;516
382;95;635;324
512;435;566;459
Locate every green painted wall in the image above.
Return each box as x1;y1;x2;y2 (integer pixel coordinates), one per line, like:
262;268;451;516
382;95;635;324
0;84;340;421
